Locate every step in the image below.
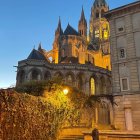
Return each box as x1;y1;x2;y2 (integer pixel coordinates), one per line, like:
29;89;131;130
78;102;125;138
59;135;84;140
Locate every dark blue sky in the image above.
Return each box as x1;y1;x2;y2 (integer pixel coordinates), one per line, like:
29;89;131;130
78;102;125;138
0;0;135;88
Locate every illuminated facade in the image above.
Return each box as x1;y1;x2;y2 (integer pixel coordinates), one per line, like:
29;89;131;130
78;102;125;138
16;0;112;128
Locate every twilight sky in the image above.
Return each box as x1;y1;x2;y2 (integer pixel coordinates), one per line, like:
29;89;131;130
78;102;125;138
0;0;135;88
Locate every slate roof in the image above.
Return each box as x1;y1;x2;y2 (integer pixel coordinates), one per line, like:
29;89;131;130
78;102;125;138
64;24;80;36
27;49;46;60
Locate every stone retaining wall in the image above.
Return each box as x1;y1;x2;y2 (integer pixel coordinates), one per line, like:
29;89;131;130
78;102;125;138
83;130;140;140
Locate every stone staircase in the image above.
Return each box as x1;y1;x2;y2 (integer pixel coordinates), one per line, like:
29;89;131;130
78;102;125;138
58;128;86;140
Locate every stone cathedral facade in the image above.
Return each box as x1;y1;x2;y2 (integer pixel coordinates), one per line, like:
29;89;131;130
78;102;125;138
17;0;111;96
16;0;112;126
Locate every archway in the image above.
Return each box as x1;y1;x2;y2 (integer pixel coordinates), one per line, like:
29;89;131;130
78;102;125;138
44;71;51;81
18;70;25;84
66;72;75;86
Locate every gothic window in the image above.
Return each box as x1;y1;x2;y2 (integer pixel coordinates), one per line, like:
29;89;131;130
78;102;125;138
96;11;99;18
95;30;99;38
77;75;83;90
100;77;106;94
18;70;25;84
62;49;65;57
76;50;79;57
67;74;73;85
90;78;95;95
55;72;63;80
101;9;105;18
32;70;40;81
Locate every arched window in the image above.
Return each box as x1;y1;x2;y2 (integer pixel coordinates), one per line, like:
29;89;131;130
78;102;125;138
77;75;83;90
18;70;25;84
55;72;63;80
32;70;40;81
67;74;73;86
90;78;95;95
100;77;106;94
101;9;105;17
62;49;65;57
96;11;99;18
44;71;51;81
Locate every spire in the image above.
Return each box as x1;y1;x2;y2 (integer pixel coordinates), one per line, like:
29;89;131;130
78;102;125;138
78;6;87;38
80;6;86;22
38;42;42;51
58;16;61;29
55;17;63;36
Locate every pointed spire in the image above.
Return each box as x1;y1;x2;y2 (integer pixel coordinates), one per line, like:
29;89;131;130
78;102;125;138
81;6;85;21
55;17;63;35
38;42;42;51
79;6;87;26
58;16;61;29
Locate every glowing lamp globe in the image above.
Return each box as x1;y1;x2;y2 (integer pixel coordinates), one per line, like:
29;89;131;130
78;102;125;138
63;89;69;95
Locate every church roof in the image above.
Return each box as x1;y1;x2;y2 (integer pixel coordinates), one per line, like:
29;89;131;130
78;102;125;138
64;24;80;36
27;49;47;60
93;0;107;7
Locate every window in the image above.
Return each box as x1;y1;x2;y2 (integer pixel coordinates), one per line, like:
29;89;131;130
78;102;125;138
118;27;124;32
62;49;65;57
96;12;99;18
119;48;126;59
32;70;40;80
91;78;95;95
95;30;99;38
120;78;129;91
67;75;73;85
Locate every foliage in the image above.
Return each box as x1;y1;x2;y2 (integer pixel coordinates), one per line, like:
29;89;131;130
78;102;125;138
15;80;48;96
84;94;116;108
0;79;86;140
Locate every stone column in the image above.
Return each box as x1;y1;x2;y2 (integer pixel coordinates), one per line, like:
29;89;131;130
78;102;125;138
124;99;133;131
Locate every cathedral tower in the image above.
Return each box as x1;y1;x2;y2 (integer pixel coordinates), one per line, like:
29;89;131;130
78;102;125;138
88;0;111;70
89;0;109;42
78;7;87;39
53;17;63;63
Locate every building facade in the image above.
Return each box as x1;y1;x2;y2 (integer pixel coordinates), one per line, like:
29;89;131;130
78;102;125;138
16;0;113;128
17;0;111;96
105;1;140;131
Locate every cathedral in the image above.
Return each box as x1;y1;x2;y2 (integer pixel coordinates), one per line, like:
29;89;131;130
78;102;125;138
16;0;140;136
16;0;112;97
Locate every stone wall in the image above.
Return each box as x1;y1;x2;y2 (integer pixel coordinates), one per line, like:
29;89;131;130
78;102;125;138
83;130;140;140
114;94;140;131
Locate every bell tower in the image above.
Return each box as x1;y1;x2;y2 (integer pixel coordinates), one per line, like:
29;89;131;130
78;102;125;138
89;0;109;42
78;6;87;39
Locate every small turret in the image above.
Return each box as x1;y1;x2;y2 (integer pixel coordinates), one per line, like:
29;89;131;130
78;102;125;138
78;6;87;39
55;17;63;37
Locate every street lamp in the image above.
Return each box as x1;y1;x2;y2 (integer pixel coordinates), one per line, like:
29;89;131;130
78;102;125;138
63;88;69;95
